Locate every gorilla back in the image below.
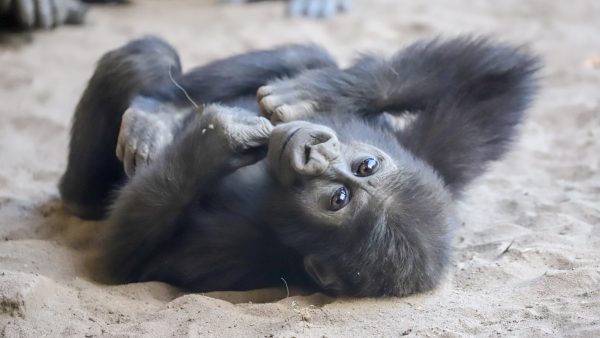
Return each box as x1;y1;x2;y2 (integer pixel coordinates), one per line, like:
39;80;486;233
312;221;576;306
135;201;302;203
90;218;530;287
60;36;539;297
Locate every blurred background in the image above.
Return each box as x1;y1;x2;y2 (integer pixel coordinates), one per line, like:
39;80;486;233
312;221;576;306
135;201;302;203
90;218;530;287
0;1;599;336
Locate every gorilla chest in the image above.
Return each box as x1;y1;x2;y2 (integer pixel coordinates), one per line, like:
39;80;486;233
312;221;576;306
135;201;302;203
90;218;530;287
201;161;273;220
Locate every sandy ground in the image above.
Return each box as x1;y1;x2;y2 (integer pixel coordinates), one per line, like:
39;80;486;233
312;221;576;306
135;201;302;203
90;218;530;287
0;0;599;336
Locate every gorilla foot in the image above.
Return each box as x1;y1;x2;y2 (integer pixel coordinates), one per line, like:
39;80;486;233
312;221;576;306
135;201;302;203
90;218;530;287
116;97;194;177
199;104;273;155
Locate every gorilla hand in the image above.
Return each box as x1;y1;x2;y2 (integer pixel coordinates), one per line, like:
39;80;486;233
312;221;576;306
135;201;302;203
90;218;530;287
258;77;321;124
196;104;273;170
116;97;193;177
0;0;88;29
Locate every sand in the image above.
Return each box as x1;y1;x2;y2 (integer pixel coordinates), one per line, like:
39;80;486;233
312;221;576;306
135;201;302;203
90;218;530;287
0;0;599;336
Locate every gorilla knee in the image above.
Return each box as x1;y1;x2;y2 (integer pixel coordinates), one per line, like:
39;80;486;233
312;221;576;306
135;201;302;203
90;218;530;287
59;37;184;220
97;36;182;86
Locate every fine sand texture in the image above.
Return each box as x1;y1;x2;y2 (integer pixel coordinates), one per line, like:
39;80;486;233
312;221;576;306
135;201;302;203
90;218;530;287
1;0;599;336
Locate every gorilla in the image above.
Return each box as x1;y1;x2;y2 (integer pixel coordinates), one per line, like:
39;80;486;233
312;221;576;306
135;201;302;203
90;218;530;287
59;36;539;297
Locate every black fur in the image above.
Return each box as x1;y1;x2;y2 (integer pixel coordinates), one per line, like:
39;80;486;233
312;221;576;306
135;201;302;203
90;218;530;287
261;37;540;194
60;36;539;297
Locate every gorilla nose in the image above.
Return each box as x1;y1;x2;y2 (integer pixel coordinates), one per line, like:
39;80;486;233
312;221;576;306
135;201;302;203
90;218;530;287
268;121;340;182
292;127;340;176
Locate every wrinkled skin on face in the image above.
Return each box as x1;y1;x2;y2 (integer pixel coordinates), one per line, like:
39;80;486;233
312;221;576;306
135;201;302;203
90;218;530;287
262;116;456;296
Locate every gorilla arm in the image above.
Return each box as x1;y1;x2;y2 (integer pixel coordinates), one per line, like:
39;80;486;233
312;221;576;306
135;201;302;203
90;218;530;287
118;44;336;177
259;37;540;194
97;106;272;283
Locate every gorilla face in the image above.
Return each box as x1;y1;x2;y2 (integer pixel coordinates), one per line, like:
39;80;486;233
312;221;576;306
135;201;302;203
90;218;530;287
265;119;455;296
267;120;399;226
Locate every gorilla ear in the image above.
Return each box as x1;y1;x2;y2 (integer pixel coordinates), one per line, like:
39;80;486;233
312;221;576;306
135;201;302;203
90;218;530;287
303;255;342;292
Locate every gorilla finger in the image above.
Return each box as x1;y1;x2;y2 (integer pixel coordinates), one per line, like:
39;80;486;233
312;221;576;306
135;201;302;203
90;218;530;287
259;94;282;107
229;118;272;152
116;144;125;162
259;95;285;116
35;0;54;28
256;86;273;100
135;144;150;169
271;105;294;123
148;136;171;164
243;127;272;147
272;102;316;123
249;116;274;140
15;0;36;28
116;133;125;161
123;144;137;177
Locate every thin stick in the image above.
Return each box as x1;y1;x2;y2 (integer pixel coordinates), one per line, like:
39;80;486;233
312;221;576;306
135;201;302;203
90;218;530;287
169;66;200;110
496;239;515;259
281;277;290;298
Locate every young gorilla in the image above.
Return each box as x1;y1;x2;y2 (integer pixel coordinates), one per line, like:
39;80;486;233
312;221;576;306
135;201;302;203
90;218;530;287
60;36;539;297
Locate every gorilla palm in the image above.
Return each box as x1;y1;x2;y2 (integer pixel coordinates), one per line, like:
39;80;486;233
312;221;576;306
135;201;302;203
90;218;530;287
60;36;539;296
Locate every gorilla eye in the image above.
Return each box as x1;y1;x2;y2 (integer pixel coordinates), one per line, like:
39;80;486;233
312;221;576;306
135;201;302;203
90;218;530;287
355;158;379;177
330;187;350;211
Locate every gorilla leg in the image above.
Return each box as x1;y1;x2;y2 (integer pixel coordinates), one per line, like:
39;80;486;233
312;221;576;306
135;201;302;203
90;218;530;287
59;36;182;220
99;105;273;286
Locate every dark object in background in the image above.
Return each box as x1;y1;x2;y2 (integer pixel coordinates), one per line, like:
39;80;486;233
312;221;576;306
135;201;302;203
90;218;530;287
233;0;352;18
0;0;350;31
0;0;126;30
59;36;539;296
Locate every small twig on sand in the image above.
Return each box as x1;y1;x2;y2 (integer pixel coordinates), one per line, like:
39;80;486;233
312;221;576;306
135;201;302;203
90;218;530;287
496;239;515;258
281;277;290;298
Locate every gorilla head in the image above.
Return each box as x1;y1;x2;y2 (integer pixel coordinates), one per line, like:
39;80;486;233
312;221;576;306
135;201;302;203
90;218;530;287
264;115;455;296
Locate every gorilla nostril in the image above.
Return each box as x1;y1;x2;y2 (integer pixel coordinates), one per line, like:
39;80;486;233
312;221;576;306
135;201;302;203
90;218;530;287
304;145;311;164
310;133;331;144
